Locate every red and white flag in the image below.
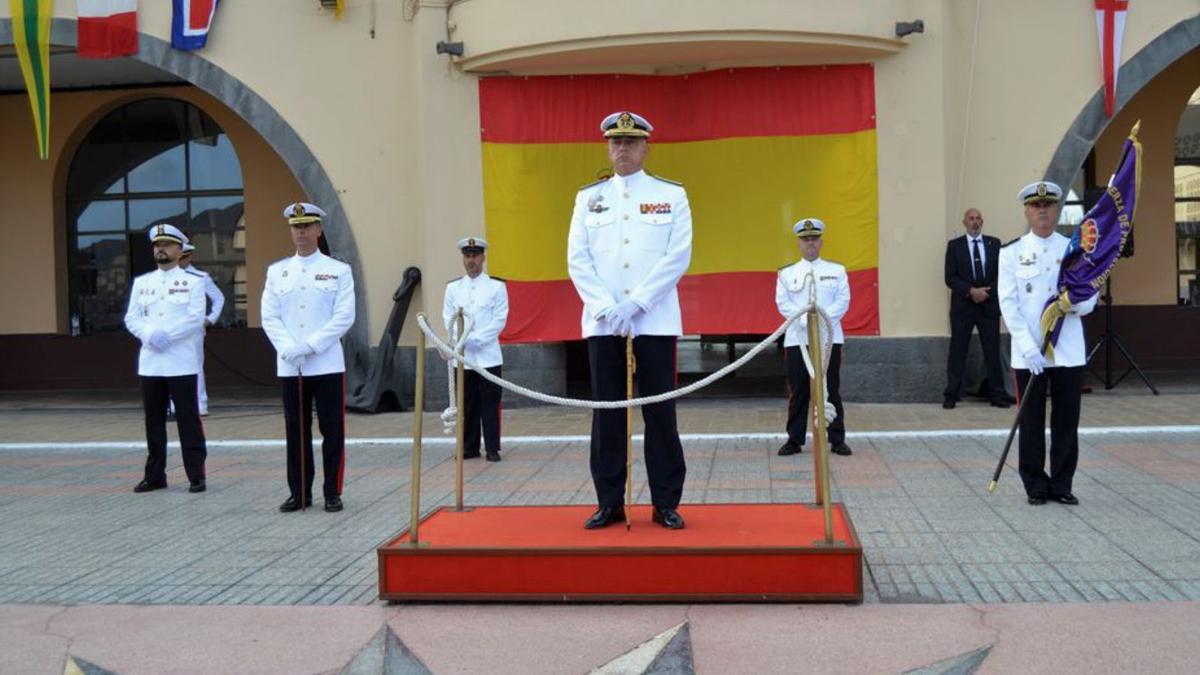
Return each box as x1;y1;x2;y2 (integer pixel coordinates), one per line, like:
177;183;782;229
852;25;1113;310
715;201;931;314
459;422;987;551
1094;0;1129;117
77;0;138;59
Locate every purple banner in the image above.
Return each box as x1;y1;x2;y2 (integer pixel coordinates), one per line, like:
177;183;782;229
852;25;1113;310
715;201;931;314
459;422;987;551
1043;127;1141;349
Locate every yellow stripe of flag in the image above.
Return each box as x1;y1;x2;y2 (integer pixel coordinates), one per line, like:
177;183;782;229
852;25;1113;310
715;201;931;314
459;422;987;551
482;130;879;281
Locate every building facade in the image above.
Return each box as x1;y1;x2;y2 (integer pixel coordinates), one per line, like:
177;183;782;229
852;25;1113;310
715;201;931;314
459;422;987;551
1;1;1197;402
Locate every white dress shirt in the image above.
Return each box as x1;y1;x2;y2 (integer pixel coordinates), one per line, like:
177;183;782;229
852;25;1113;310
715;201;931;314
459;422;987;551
261;251;356;376
443;272;509;369
567;169;693;337
775;258;851;348
124;266;207;377
998;230;1098;368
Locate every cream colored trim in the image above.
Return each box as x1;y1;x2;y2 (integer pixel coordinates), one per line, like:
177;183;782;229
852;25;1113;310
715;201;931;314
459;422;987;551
459;29;906;74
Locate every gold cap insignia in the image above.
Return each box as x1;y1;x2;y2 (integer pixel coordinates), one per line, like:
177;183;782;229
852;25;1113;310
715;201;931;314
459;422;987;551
1037;183;1047;197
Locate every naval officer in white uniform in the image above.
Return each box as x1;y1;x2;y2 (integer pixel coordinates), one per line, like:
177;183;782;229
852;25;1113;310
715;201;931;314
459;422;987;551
567;110;692;530
998;181;1097;506
775;218;853;457
261;202;356;513
443;236;509;462
170;243;225;417
124;224;209;494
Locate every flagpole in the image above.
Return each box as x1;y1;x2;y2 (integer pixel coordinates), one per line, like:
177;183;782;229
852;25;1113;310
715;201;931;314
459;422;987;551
988;335;1050;493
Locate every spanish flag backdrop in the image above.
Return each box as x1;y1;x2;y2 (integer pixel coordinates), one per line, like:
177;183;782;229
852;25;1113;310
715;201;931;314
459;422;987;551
481;65;880;343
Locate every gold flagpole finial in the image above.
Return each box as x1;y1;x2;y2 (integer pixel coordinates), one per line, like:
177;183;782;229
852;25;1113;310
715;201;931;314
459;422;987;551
1130;120;1141;140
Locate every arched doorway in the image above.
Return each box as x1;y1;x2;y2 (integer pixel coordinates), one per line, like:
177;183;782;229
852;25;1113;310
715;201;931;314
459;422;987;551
67;97;246;335
0;17;366;347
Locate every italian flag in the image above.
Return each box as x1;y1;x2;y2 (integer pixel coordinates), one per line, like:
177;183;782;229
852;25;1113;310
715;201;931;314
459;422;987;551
480;66;881;343
77;0;138;59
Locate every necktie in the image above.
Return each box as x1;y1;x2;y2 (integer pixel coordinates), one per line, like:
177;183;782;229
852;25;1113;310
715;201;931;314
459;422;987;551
971;238;983;284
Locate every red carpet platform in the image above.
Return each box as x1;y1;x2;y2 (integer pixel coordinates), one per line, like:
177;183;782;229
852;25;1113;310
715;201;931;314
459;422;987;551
378;503;862;602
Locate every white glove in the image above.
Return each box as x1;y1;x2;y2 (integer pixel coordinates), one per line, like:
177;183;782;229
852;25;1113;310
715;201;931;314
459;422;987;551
148;330;170;351
592;303;615;321
1023;349;1047;376
280;342;314;363
609;299;643;336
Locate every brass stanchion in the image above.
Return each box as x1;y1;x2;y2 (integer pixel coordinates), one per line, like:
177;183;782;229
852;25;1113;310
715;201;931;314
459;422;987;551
454;309;465;511
807;306;835;544
625;335;635;531
409;320;427;546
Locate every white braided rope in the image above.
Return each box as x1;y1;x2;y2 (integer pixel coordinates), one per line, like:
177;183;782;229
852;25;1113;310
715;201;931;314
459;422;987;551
440;314;474;434
417;300;836;412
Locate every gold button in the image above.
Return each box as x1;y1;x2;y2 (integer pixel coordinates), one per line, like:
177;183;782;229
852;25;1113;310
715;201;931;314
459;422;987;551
624;238;630;244
623;192;629;198
300;324;305;328
623;215;629;221
158;313;163;317
624;263;630;269
624;289;630;295
300;305;306;309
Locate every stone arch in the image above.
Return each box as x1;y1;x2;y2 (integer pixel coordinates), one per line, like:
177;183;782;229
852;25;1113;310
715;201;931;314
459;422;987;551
1046;14;1200;186
0;17;368;350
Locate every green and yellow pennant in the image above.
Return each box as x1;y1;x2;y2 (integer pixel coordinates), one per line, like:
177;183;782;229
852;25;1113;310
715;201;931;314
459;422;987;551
10;0;53;159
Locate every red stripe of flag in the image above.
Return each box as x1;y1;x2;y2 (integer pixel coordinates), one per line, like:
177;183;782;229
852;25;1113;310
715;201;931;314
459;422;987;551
480;65;877;144
499;269;879;343
77;11;138;59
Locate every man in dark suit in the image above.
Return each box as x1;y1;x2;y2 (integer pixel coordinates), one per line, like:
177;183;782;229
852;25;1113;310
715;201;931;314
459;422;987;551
943;208;1012;409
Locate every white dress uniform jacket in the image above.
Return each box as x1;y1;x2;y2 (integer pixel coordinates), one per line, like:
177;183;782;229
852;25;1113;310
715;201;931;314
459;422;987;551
567;170;693;337
124;266;207;377
998;231;1098;369
443;273;509;369
261;251;356;377
775;258;851;348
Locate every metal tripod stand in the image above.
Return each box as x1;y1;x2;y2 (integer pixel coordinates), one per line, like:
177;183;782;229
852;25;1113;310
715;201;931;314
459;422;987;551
1086;278;1159;394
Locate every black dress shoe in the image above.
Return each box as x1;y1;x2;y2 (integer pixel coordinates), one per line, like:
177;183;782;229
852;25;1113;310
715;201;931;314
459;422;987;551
486;451;501;462
777;440;803;456
990;399;1011;409
1001;393;1017;404
942;397;957;409
652;507;686;530
279;496;311;512
830;442;853;456
324;496;344;512
1027;495;1047;505
1054;493;1079;505
133;479;167;493
188;480;206;493
583;506;625;530
463;452;482;460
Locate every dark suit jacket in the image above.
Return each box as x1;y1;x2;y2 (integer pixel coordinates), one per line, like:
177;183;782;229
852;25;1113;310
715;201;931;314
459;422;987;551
945;234;1001;318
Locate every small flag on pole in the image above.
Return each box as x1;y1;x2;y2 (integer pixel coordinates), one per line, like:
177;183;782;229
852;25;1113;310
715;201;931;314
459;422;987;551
9;0;53;159
1094;0;1130;117
171;0;220;51
1039;121;1142;360
77;1;139;59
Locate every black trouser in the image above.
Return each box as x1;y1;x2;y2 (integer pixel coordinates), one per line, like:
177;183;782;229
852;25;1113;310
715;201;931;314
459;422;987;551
944;308;1007;401
785;344;846;445
463;366;502;456
587;335;686;510
281;373;346;501
140;375;207;483
1015;366;1083;499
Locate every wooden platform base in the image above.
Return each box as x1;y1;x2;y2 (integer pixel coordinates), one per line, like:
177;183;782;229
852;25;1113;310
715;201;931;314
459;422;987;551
377;503;862;602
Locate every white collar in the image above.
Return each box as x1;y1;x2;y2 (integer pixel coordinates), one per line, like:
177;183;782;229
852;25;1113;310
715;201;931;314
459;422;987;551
294;250;325;267
611;170;647;190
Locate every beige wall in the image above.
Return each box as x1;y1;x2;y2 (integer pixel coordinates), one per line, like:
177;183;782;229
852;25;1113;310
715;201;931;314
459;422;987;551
2;0;1197;342
0;86;299;334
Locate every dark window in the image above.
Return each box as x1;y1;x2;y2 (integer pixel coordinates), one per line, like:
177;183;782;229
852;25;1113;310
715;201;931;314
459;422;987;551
1176;88;1200;306
66;99;246;334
